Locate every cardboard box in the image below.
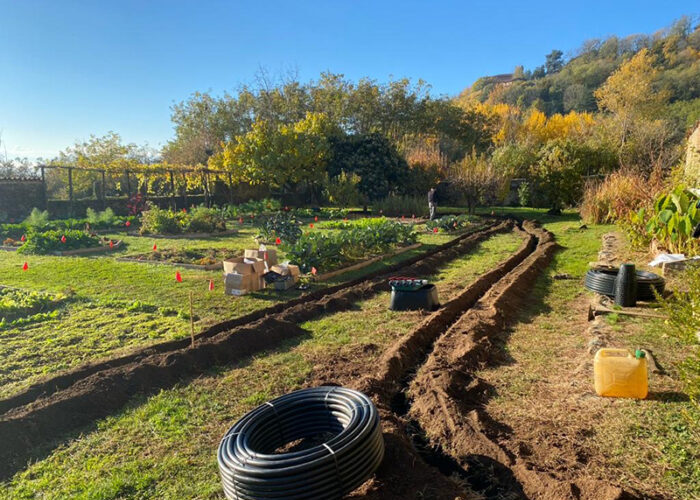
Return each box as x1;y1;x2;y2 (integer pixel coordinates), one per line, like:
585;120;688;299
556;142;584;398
224;271;264;295
222;257;266;275
244;248;278;266
270;263;301;284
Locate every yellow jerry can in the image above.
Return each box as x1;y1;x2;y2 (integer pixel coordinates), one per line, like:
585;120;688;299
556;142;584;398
594;348;648;399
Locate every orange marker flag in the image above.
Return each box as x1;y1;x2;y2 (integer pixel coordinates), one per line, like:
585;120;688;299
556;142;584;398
22;262;28;271
60;235;67;243
208;279;214;291
309;223;314;229
175;271;182;283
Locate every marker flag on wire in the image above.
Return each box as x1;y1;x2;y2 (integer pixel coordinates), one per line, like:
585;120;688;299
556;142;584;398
153;243;158;251
175;271;182;283
125;220;131;227
239;217;244;224
20;234;26;242
208;279;214;291
275;237;281;245
309;223;314;229
22;262;28;271
109;240;114;249
60;235;67;243
314;216;318;222
433;227;439;233
311;266;317;276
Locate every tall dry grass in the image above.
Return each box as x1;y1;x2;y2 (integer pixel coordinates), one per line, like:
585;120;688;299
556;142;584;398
580;169;666;224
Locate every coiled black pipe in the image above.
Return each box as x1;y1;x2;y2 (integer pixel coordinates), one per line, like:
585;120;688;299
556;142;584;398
584;267;665;301
218;386;384;500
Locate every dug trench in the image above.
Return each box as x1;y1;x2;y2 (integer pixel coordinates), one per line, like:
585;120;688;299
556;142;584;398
337;221;641;499
0;220;517;480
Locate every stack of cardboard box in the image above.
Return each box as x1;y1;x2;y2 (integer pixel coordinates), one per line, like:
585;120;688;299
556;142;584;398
222;247;300;295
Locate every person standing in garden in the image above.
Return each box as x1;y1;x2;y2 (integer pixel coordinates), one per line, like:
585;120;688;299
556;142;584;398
428;187;437;220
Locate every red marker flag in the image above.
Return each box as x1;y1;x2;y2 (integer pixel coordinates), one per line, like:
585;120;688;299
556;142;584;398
311;266;317;275
275;237;281;245
125;220;131;227
239;217;244;224
20;234;26;242
433;227;439;233
453;221;458;228
182;208;187;213
314;216;318;222
153;243;158;251
60;235;67;243
401;215;405;220
109;240;114;249
22;262;28;271
175;271;182;282
309;223;314;229
208;279;214;291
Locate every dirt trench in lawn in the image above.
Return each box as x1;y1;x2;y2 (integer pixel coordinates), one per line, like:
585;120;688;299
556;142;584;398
311;222;638;500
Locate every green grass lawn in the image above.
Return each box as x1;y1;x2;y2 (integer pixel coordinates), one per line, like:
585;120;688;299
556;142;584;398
0;219;482;398
0;228;525;499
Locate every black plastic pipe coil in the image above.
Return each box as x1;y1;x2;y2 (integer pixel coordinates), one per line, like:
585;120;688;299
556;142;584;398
584;267;665;301
217;386;384;500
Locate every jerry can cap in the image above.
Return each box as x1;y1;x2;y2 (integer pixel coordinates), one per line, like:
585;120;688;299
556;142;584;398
635;349;646;359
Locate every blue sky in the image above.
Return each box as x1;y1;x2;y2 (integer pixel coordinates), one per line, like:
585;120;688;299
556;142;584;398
0;1;697;160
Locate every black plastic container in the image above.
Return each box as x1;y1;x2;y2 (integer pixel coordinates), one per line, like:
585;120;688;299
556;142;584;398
390;284;440;311
614;263;637;307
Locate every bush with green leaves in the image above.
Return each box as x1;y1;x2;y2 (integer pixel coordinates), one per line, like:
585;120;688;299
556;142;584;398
425;214;474;232
187;206;227;233
86;208;118;228
139;205;186;235
291;207;349;220
644;186;700;254
254;212;302;244
283;218;416;272
16;230;102;255
517;181;531;207
24;208;50;231
326;171;363;207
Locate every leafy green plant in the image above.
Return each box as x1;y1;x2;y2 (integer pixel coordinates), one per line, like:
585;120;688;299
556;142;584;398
426;214;474;232
254;212;302;244
225;198;281;217
326;171;363;207
282;218;416;272
24;208;50;231
646;186;700;254
186;206;227;233
17;230;102;255
139;205;186;235
86;207;118;228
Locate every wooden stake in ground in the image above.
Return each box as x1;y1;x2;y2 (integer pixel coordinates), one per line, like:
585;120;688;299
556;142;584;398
189;290;195;348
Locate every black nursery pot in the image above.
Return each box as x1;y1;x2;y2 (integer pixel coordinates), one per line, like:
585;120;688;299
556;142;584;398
390;284;440;311
614;263;637;307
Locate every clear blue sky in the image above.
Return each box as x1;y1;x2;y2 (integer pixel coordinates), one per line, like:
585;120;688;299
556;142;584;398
0;1;697;160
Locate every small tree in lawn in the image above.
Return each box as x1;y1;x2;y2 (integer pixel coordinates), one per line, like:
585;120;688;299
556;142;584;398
449;149;505;214
529;139;584;212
